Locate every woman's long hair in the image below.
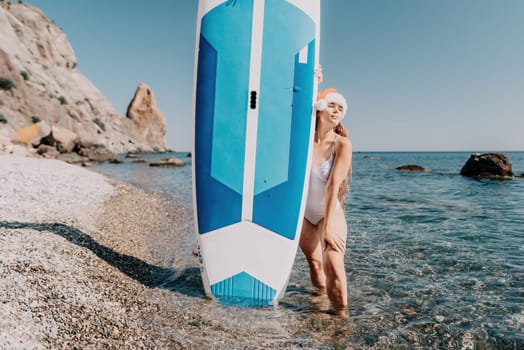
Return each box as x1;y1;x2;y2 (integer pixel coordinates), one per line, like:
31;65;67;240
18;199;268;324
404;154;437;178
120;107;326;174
333;123;350;208
334;123;348;138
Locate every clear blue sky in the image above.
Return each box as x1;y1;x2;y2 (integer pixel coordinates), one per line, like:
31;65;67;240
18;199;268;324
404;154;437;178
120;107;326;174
25;0;524;152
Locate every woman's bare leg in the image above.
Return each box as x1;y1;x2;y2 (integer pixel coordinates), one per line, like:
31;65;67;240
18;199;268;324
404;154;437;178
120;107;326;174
299;218;326;293
321;210;349;318
323;245;348;318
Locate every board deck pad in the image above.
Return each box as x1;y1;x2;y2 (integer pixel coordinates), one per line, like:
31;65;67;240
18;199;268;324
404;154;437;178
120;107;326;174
192;0;320;305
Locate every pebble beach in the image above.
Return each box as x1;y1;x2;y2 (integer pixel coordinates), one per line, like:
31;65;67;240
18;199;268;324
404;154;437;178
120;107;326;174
0;155;195;349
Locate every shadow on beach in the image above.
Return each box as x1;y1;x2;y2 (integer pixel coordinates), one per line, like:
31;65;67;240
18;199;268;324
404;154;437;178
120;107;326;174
0;221;204;297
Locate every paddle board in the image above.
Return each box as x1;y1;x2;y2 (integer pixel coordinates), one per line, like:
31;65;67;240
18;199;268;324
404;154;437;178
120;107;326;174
192;0;320;305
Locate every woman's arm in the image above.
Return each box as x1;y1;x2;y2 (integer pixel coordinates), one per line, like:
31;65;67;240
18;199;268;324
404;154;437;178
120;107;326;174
322;138;353;252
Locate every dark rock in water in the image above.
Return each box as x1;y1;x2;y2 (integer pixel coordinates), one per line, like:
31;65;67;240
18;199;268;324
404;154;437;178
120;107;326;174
88;153;114;163
132;159;148;163
460;153;513;179
109;158;123;164
363;155;380;160
396;165;426;172
149;157;185;167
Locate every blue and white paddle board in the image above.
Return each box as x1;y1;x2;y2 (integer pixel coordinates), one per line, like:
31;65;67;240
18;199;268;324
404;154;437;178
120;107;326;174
192;0;320;305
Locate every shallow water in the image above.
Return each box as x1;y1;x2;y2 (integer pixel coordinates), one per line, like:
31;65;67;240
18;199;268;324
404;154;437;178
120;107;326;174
92;152;524;349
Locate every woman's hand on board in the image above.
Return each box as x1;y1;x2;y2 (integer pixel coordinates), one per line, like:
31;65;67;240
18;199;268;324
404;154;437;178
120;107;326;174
315;64;323;84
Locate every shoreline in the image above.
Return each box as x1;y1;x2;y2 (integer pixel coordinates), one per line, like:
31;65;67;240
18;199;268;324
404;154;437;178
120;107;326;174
3;155;522;349
0;155;196;348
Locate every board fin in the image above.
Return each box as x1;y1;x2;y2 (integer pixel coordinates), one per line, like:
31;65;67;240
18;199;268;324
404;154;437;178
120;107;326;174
210;271;276;305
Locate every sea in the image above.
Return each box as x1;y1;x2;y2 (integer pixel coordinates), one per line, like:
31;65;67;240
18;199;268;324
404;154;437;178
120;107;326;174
91;151;524;349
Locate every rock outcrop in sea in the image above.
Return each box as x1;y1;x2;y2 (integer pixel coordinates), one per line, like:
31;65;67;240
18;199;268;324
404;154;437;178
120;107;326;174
0;1;167;157
396;165;426;172
149;157;185;167
460;153;514;179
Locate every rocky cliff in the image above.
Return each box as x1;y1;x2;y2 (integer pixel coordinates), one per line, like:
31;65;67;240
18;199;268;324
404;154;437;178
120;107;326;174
0;1;167;156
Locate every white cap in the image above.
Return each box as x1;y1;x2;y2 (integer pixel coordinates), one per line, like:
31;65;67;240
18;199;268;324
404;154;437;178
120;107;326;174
315;88;348;119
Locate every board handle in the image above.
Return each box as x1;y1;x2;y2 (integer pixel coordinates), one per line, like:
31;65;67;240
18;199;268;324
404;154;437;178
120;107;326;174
250;91;257;110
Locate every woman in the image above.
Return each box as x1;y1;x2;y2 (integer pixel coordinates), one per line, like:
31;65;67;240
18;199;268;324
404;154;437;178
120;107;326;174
300;87;352;318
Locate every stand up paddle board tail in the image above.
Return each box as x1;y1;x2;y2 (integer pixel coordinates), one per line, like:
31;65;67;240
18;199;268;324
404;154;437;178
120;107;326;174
192;0;320;305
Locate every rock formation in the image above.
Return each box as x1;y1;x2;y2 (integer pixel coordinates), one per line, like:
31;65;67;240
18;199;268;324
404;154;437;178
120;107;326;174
126;83;166;151
460;153;514;179
396;165;426;172
0;1;167;157
149;157;185;167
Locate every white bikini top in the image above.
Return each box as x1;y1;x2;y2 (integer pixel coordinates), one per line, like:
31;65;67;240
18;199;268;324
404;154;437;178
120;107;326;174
311;135;338;183
311;152;334;183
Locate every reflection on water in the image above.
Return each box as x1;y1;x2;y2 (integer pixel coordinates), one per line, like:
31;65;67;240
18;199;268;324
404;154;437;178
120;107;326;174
92;152;524;348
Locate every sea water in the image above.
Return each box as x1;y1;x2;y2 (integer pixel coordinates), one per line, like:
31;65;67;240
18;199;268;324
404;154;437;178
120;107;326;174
92;151;524;349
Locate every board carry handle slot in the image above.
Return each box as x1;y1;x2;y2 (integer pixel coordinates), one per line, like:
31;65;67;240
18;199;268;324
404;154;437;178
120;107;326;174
250;90;257;110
